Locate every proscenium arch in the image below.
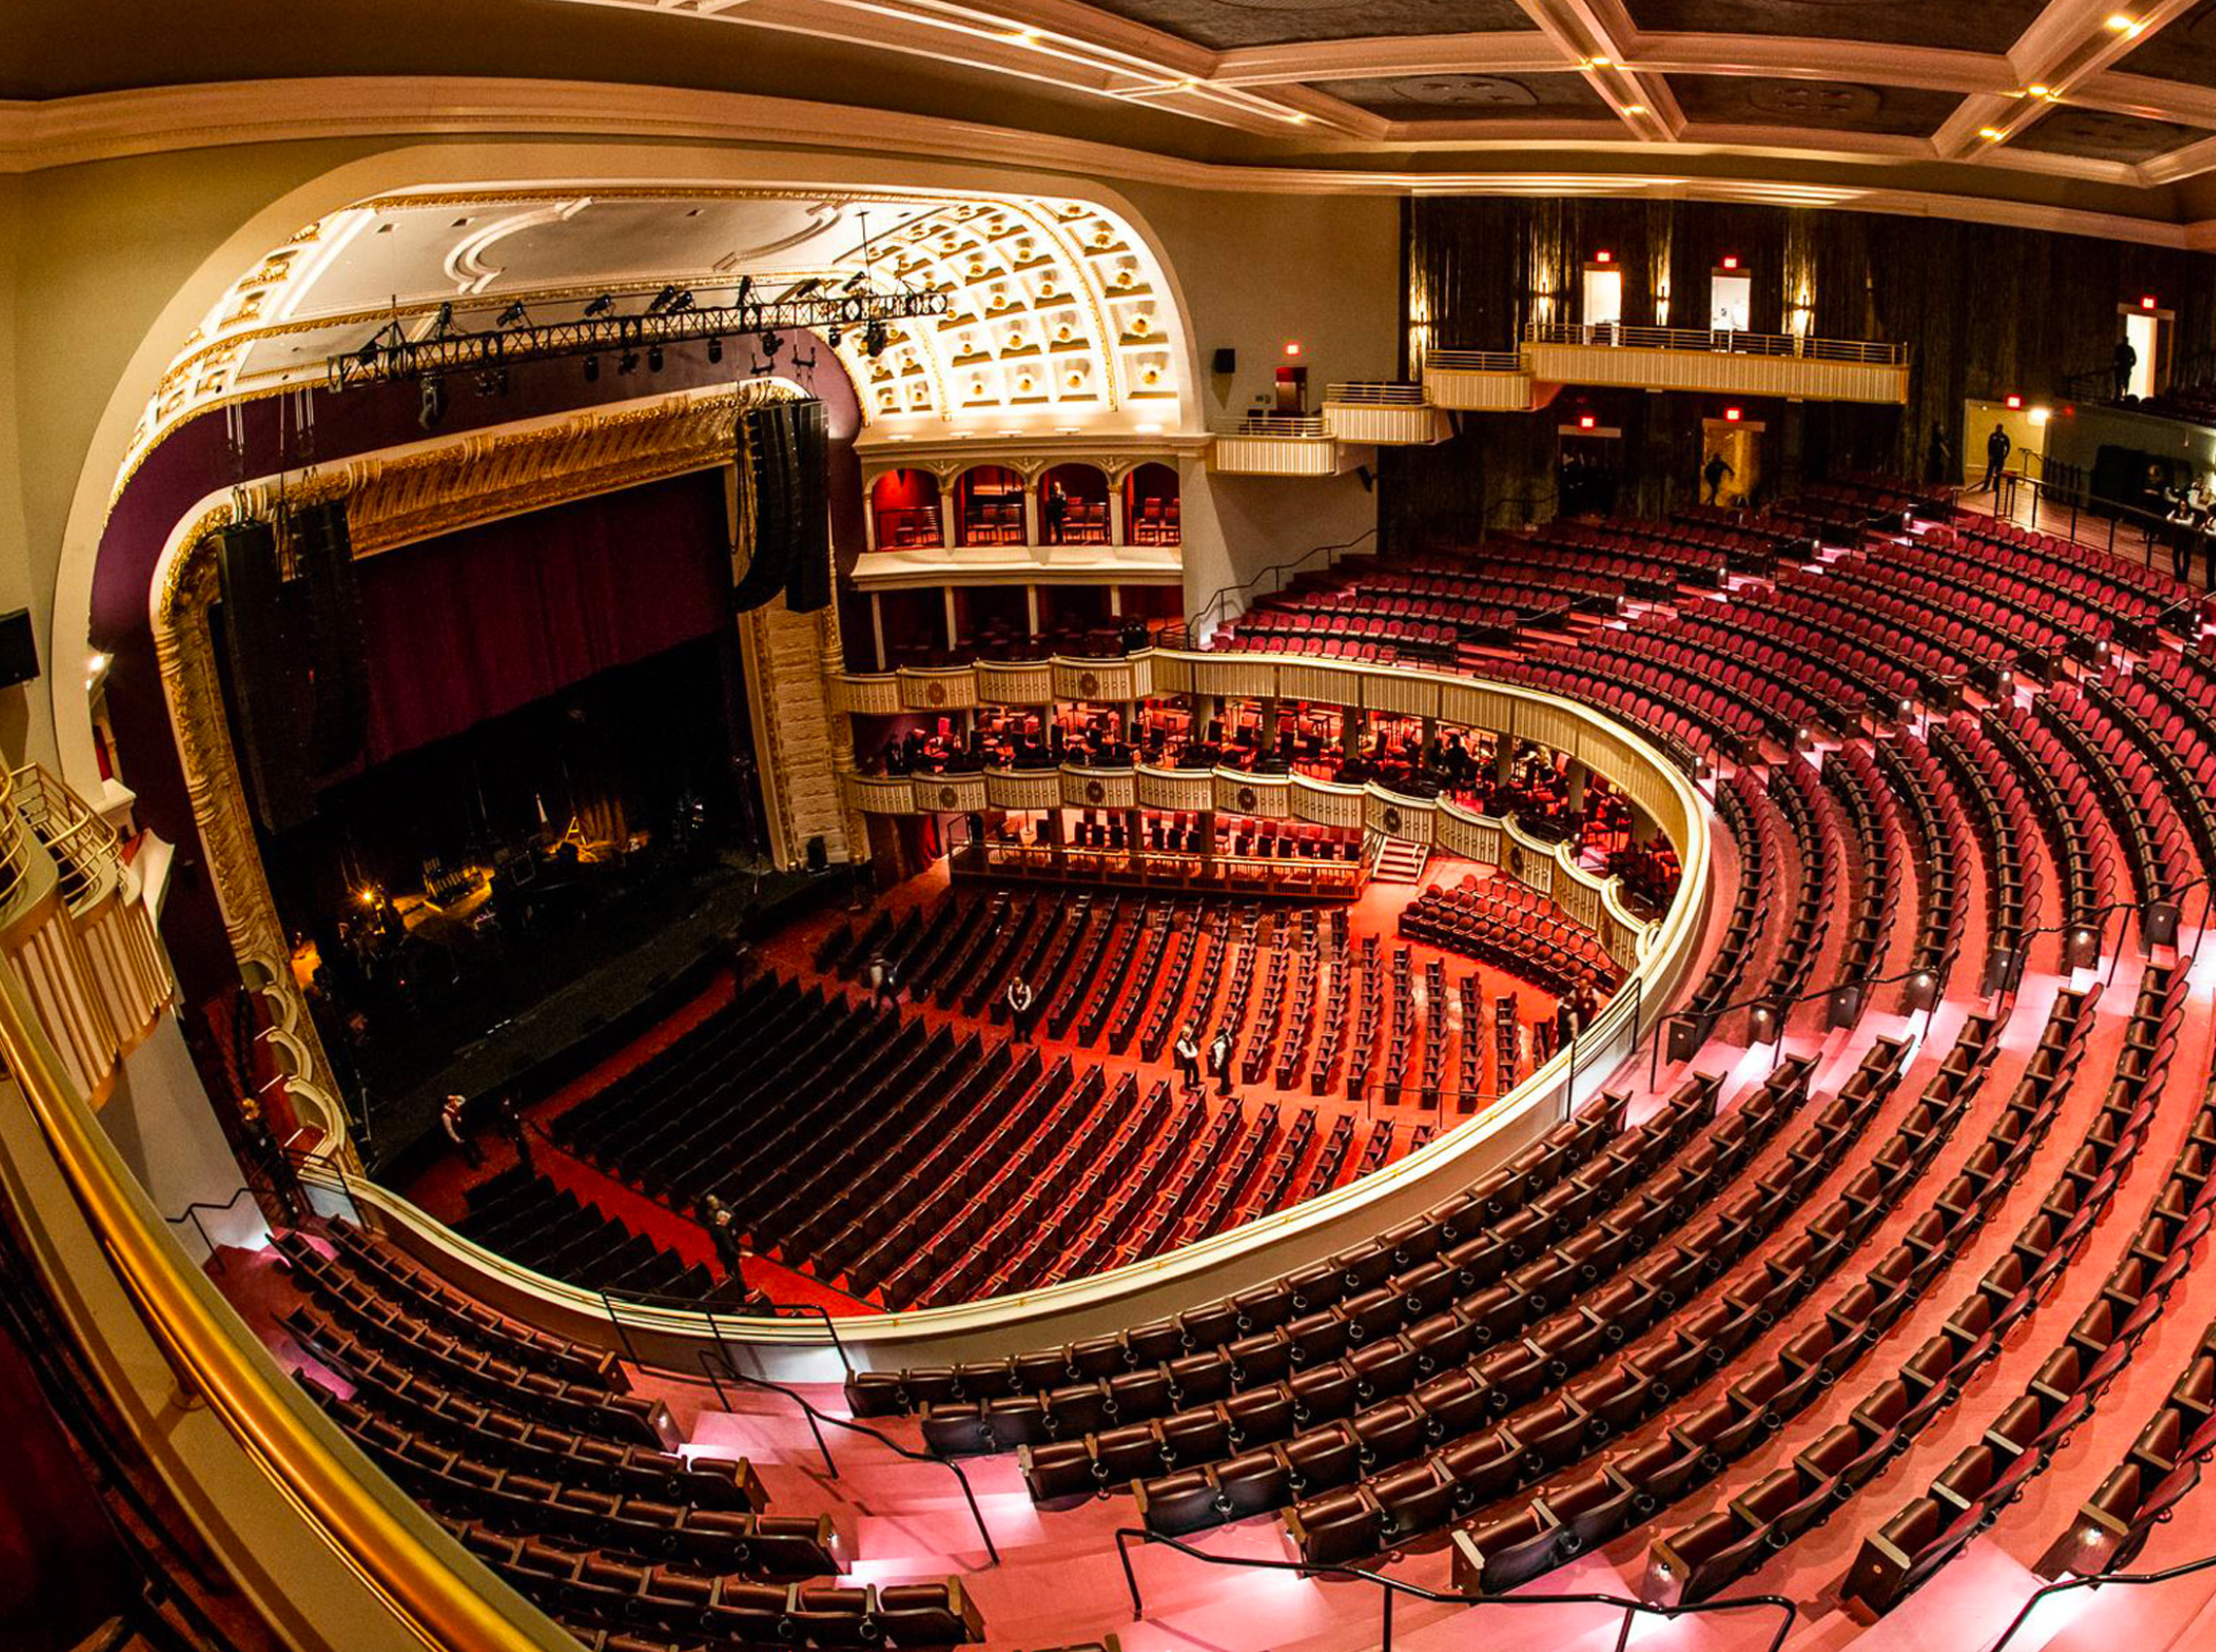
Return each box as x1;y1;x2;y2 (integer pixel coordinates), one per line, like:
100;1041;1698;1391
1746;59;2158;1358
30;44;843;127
49;140;1213;803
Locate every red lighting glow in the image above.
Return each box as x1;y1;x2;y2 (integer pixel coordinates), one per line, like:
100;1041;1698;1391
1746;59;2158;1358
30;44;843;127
1595;250;1613;264
1284;340;1302;358
1721;256;1740;270
2143;295;2159;310
2005;394;2024;409
1577;414;1597;430
1724;406;1743;422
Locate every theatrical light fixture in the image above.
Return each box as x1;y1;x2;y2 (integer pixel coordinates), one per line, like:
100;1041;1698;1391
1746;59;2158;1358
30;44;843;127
496;300;530;328
841;272;869;294
331;281;946;390
583;354;600;382
780;278;823;302
617;350;640;375
707;335;723;363
647;344;665;372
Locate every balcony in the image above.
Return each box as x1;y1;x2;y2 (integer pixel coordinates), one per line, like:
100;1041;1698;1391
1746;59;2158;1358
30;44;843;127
1422;350;1538;412
1321;383;1453;446
1519;323;1909;405
1209;415;1368;478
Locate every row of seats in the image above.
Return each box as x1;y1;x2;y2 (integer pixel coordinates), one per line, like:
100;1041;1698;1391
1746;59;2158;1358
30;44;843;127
1398;877;1617;999
456;1170;753;1309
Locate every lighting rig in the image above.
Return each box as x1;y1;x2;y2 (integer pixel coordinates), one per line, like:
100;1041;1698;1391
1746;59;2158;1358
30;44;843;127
328;276;947;392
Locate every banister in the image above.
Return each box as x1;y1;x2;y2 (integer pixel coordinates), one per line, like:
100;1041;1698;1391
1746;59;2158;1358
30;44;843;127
1987;1551;2216;1652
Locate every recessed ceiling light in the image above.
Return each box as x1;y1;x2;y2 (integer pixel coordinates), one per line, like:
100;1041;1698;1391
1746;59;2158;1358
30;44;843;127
2105;14;2143;32
1588;55;1612;68
1979;126;2004;139
1623;104;1648;115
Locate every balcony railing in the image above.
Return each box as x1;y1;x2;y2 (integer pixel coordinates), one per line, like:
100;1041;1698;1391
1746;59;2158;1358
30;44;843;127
1424;349;1523;373
1323;382;1429;406
1220;413;1330;438
1523;321;1907;365
11;763;121;915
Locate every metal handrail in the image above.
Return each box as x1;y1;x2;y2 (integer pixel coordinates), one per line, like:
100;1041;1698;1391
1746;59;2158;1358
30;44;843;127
1189;526;1379;637
1425;348;1523;373
9;762;123;915
1522;320;1907;365
1111;1527;1796;1652
1218;414;1329;438
691;1344;1003;1566
1324;382;1429;406
1988;1552;2216;1652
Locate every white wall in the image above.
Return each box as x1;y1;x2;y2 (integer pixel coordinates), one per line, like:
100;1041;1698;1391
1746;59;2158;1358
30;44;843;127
1124;185;1400;622
100;1014;267;1263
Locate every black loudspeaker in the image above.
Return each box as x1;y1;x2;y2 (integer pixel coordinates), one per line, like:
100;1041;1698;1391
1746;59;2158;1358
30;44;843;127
0;608;38;687
733;401;798;611
780;399;832;614
1211;348;1237;375
289;500;370;774
805;834;829;874
216;521;316;833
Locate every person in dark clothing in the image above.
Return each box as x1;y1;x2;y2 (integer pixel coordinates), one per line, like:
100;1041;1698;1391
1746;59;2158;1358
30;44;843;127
1006;977;1035;1041
1924;423;1952;487
1982;424;2011;495
700;1194;747;1280
867;953;898;1010
1043;480;1068;544
1208;1028;1235;1098
440;1093;483;1169
1702;451;1733;505
1173;1024;1201;1091
497;1095;533;1172
2115;336;2139;400
239;1097;302;1221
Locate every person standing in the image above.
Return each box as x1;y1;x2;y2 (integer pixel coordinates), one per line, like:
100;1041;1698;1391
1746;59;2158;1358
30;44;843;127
1702;450;1733;506
1982;423;2011;495
2115;335;2139;400
1006;976;1035;1042
440;1093;483;1169
1043;479;1068;545
701;1193;748;1281
867;952;898;1011
497;1095;533;1173
239;1096;302;1222
1173;1024;1201;1091
1208;1027;1235;1098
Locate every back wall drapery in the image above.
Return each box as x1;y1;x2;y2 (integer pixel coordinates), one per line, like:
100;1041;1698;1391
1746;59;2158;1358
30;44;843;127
354;469;733;767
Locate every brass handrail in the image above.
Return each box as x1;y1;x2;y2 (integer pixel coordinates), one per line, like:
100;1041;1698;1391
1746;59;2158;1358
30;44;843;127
0;786;551;1652
9;762;121;915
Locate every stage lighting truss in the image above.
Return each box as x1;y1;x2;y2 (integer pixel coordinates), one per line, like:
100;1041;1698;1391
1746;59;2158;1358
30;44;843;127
329;285;950;391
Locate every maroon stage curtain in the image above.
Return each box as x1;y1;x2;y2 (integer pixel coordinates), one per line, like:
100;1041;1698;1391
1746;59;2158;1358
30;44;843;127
355;471;731;765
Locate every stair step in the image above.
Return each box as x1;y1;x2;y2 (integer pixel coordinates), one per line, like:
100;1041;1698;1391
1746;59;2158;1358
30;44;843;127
1371;841;1431;884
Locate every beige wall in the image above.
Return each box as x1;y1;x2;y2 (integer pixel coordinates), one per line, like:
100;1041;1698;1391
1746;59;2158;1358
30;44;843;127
5;138;1402;786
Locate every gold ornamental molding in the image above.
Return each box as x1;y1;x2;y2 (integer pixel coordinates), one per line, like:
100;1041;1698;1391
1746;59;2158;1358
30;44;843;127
150;387;770;1119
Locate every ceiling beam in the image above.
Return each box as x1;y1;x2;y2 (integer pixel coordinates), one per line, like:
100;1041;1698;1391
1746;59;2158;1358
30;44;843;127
1511;0;1679;140
1939;0;2200;159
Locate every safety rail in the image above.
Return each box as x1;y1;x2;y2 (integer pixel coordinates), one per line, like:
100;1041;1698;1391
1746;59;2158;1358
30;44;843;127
1523;321;1908;364
961;838;1363;899
1324;382;1429;405
10;761;121;915
1190;527;1378;638
1218;413;1330;438
1989;1553;2216;1652
1111;1528;1795;1652
1424;348;1523;373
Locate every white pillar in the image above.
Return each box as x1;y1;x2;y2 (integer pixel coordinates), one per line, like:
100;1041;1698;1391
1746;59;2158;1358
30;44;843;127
1025;583;1042;638
870;592;887;672
862;482;880;553
1023;488;1042;547
944;587;959;652
939;491;957;549
1108;487;1126;546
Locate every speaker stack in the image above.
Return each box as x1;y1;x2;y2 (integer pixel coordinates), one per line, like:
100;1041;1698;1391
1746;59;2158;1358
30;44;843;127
289;500;370;774
216;520;317;833
733;397;831;613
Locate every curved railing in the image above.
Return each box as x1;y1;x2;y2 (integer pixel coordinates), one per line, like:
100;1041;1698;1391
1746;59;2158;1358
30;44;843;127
302;656;1711;1379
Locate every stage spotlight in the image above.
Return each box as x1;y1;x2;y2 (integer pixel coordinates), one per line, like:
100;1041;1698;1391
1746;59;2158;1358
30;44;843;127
827;326;843;348
352;336;380;368
864;318;890;357
759;328;784;358
584;354;601;382
583;293;615;318
617;350;641;375
430;301;454;334
842;271;869;294
418;376;446;430
707;335;723;363
734;275;755;304
496;300;529;328
780;278;822;302
667;291;696;315
647;344;665;372
646;284;679;315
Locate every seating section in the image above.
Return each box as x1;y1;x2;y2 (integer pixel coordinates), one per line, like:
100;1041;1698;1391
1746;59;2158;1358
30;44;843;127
456;1167;759;1310
1399;876;1619;998
271;1223;984;1650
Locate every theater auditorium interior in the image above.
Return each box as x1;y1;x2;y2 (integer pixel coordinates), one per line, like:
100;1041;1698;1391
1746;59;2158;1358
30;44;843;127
31;9;2216;1652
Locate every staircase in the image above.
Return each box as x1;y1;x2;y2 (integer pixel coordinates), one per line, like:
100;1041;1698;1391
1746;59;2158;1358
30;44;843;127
1369;837;1430;885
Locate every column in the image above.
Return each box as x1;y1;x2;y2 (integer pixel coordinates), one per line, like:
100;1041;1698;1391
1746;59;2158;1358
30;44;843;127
1565;758;1589;814
862;492;880;554
1025;583;1041;640
1421;715;1440;767
1495;736;1515;785
1261;696;1281;752
1108;487;1126;546
1340;705;1361;758
939;490;957;550
1022;485;1042;547
870;592;887;673
943;588;960;654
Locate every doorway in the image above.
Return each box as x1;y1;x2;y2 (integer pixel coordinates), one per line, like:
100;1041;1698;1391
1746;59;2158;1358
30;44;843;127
1698;419;1763;508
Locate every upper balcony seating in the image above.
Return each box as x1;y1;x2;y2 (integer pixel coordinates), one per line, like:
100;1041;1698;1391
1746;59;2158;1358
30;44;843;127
456;1170;757;1310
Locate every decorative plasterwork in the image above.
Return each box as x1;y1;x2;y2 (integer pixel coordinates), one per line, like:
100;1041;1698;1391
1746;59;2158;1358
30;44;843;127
127;186;1194;487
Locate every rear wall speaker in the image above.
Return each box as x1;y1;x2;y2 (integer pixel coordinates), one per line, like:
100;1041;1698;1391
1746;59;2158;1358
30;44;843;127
805;834;829;874
1211;347;1237;375
0;608;39;688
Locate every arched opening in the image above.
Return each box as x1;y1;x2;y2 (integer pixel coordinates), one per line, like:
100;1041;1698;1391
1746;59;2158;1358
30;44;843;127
953;465;1025;546
868;468;944;551
1038;463;1110;546
1124;462;1181;546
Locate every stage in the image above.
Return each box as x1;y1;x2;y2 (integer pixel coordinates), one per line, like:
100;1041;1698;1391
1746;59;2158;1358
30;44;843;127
345;857;833;1177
